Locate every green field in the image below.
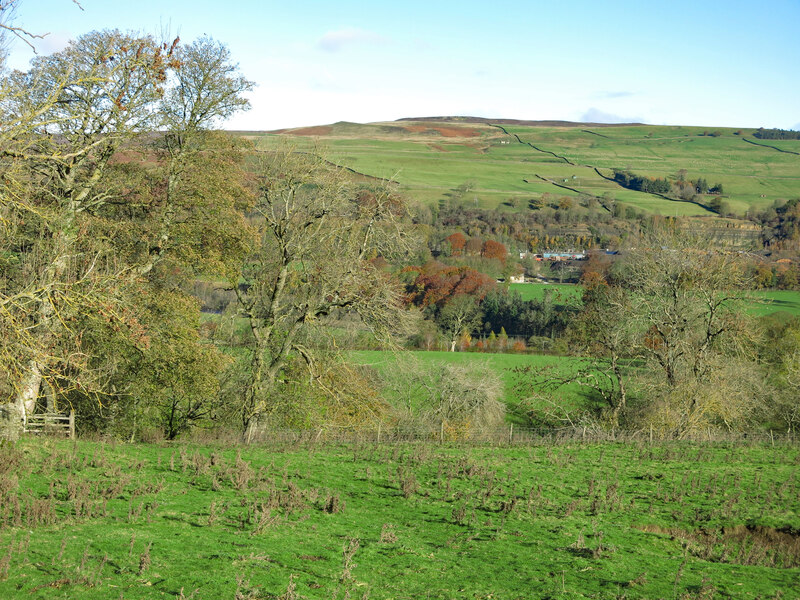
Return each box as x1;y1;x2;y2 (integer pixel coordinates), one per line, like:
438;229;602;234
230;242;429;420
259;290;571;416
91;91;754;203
1;439;797;599
747;289;800;317
351;350;612;422
510;282;583;304
250;120;800;217
511;284;800;317
353;349;565;401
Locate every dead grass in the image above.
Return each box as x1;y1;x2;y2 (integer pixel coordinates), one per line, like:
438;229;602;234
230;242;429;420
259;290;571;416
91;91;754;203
635;523;800;568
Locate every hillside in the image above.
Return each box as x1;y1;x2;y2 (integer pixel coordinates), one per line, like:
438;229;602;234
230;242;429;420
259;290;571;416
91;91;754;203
245;117;799;225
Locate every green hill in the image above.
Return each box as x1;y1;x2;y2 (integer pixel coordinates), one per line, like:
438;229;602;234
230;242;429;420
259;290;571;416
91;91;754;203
245;118;800;220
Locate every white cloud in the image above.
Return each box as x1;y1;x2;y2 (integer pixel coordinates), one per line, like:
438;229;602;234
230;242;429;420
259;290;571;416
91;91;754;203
581;107;643;124
317;28;385;52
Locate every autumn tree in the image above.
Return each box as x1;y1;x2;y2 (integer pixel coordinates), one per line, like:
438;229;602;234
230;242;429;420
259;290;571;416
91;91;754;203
402;261;495;308
1;29;254;437
443;232;466;256
1;30;179;425
481;239;507;263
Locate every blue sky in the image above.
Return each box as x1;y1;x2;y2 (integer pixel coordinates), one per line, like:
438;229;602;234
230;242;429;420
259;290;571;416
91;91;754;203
7;0;800;130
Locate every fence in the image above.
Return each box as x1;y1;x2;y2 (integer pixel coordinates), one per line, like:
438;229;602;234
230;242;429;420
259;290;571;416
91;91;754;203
24;411;75;439
243;424;798;447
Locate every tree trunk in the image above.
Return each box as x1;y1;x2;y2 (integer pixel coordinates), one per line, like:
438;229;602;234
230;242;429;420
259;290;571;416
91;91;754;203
17;361;42;428
0;403;23;442
610;357;627;426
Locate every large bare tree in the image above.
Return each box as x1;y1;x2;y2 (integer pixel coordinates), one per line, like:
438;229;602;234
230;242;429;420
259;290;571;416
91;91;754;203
235;146;414;439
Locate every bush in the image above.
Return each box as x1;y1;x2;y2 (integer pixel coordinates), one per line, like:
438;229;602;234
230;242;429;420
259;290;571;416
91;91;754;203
382;357;505;438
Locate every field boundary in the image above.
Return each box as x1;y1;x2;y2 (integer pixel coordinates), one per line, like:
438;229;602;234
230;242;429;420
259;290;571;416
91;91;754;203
24;411;75;438
489;123;576;165
742;137;800;156
243;425;798;447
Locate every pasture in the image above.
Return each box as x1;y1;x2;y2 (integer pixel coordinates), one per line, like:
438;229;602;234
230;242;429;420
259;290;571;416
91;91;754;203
747;289;800;317
511;283;800;317
0;438;797;599
509;282;583;304
249;120;800;217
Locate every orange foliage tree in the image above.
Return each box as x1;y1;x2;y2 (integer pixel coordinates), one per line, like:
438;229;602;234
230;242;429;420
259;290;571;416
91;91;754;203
481;240;507;263
402;261;495;308
444;232;467;256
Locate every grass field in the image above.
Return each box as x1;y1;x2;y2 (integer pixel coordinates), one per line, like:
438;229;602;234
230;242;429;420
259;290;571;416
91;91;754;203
509;282;583;304
351;349;613;423
1;438;797;599
510;283;800;317
746;289;800;317
249;120;800;217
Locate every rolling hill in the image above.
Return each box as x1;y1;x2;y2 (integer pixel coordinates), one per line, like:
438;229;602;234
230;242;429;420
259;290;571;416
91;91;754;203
242;117;799;222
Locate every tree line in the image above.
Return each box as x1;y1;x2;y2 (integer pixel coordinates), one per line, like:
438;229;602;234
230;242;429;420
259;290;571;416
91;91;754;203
753;128;800;140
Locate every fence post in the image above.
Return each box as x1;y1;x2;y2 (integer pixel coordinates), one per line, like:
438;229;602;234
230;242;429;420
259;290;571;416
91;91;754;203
440;421;444;445
509;423;513;445
377;421;382;444
649;425;653;445
69;411;75;439
770;429;774;448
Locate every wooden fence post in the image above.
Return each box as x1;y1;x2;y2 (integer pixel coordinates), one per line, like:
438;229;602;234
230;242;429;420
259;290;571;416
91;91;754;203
377;421;382;444
69;411;75;439
509;423;513;445
440;421;444;445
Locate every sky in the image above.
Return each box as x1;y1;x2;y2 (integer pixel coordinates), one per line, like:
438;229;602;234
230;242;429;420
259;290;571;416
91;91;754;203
6;0;800;131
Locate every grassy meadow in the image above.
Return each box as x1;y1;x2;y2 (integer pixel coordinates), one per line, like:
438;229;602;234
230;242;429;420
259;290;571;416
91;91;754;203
746;289;800;317
1;438;797;599
248;121;800;217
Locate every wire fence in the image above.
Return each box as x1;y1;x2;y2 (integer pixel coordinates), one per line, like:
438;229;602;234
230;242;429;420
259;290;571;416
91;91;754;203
241;424;799;448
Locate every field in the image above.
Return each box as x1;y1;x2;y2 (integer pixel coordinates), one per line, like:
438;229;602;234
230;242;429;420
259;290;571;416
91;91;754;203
510;283;800;317
247;120;800;217
509;282;583;304
747;289;800;317
1;438;797;599
351;349;589;416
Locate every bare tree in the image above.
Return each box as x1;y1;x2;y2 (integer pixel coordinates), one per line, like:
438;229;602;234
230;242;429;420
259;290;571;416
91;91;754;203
383;355;505;437
235;146;415;439
521;230;765;436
